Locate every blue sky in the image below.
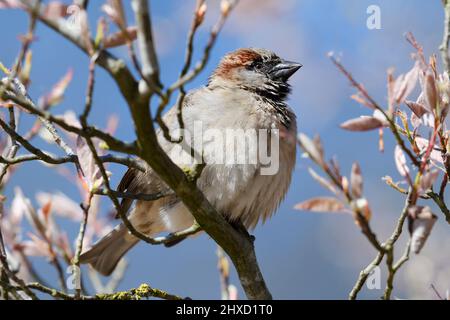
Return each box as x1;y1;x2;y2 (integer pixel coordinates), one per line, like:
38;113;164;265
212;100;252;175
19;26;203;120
1;0;448;299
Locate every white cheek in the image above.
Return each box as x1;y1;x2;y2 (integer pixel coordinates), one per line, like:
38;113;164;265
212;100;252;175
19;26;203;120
235;69;268;86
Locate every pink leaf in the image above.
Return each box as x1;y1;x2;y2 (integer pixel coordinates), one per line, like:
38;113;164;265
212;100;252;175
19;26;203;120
415;137;442;163
76;136;103;191
405;100;429;118
0;0;23;9
40;69;73;108
410;112;422;129
22;234;52;258
425;71;438;112
10;187;29;225
419;170;439;195
104;27;137;48
43;1;68;19
394;63;419;105
294;197;346;213
36;192;83;221
60;110;81;129
387;68;395;112
105;114;119;135
307;167;338;195
102;0;126;29
297;133;324;165
372;109;389;126
340;116;384;131
350;162;363;198
12;188;46;236
351;93;375;109
408;206;437;254
79;9;94;54
394;145;410;177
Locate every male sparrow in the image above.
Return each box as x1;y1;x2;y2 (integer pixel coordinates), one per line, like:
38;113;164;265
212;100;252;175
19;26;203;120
80;48;301;275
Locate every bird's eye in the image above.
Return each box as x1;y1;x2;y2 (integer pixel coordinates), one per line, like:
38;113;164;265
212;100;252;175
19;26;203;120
248;60;263;70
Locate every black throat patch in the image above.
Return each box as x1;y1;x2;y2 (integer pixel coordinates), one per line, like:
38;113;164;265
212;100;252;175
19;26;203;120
241;81;293;127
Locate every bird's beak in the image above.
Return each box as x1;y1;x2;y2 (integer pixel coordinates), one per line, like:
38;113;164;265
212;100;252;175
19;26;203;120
269;60;302;81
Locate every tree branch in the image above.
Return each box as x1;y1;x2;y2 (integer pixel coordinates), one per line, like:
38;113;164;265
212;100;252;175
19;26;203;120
428;191;450;223
8;282;183;300
131;0;160;91
440;0;450;73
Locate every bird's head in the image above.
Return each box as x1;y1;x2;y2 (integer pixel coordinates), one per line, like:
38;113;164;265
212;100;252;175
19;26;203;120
209;48;302;101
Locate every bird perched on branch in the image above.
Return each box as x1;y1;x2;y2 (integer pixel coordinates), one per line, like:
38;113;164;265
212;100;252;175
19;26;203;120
80;48;301;275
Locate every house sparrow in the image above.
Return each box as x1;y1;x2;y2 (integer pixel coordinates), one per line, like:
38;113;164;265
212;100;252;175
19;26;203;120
80;48;301;275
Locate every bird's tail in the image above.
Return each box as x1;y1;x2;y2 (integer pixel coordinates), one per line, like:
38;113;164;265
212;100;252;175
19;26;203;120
79;225;138;276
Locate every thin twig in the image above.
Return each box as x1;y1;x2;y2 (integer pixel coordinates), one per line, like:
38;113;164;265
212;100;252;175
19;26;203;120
428;191;450;223
73;193;93;299
383;240;411;300
93;188;171;202
0;152;144;172
348;252;384;300
0;117;78;165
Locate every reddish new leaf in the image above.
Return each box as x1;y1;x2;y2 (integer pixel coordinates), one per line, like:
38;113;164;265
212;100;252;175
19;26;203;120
408;206;437;254
415;137;442;164
350;162;363;198
294;197;345;213
36;191;83;221
405;100;429;118
102;0;127;29
43;1;68;19
23;234;52;258
0;0;23;9
394;145;410;177
307;167;338;195
340;116;384;131
394;63;419;104
351;92;374;109
10;187;29;225
40;69;73;108
297;133;324;165
425;71;438;112
76;136;104;191
387;68;395;112
13;188;46;237
104;27;137;48
419;170;439;195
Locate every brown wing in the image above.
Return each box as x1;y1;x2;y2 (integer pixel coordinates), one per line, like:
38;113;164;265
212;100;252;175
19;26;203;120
115;161;174;218
115;167;137;217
